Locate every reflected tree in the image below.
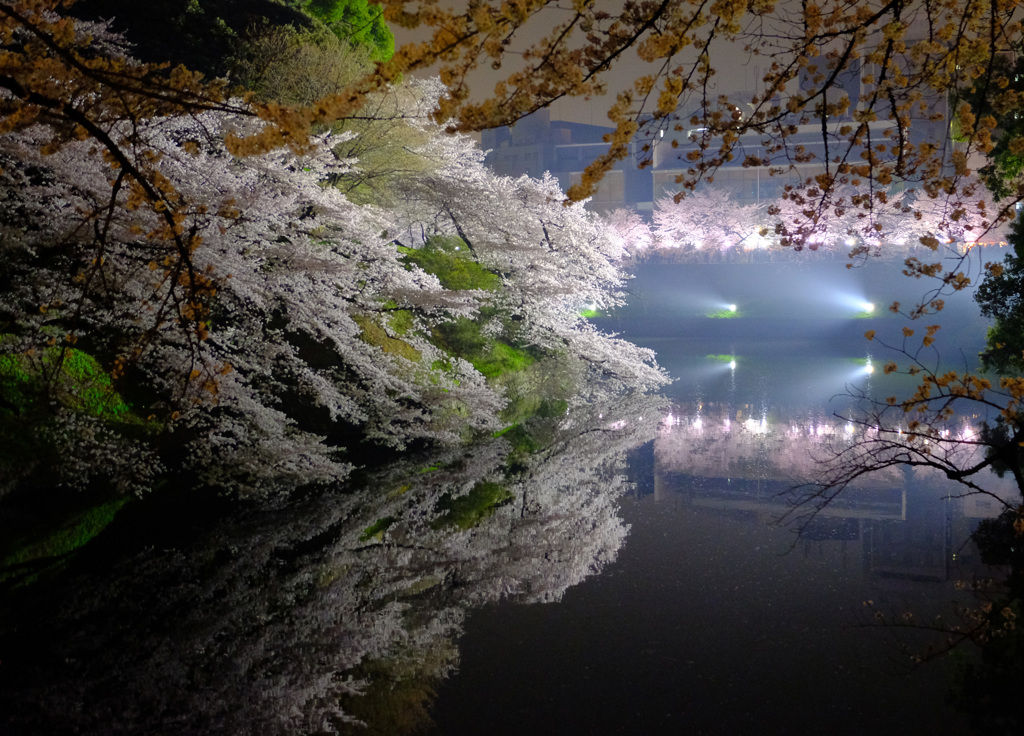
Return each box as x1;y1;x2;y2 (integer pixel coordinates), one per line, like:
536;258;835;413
789;327;1022;521
0;394;664;734
788;323;1024;728
855;502;1024;735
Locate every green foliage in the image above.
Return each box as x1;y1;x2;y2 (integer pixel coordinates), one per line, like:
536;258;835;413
973;508;1024;578
302;0;395;61
0;351;32;414
400;237;501;292
430;317;535;379
980;321;1024;374
0;339;133;422
953;48;1024;201
977;217;1024;374
976;420;1024;481
0;495;130;588
495;355;577;432
358;516;395;542
387;308;415;336
497;424;543;456
0;341;158;503
536;398;569;418
337;645;453;736
432;481;513;530
326;85;437;204
229;24;375;105
352;315;423;362
487;394;571;465
74;0;313;78
431;317;486;356
473;342;534;379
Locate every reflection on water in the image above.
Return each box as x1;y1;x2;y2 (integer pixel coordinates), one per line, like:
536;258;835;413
654;399;1014;578
431;267;1017;735
2;261;1019;734
0;395;664;734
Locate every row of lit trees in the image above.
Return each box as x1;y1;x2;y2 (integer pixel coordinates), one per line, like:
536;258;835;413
605;182;1006;259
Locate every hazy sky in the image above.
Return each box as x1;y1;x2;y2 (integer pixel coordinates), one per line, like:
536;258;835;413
390;2;763;127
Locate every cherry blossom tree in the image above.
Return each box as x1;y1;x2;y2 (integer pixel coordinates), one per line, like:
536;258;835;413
654;188;766;252
605;208;655;258
383;113;669;401
0;19;666;497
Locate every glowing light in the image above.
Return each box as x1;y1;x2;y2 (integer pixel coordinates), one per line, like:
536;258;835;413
729;359;736;370
744;229;772;250
744;416;768;434
860;301;875;313
728;304;737;312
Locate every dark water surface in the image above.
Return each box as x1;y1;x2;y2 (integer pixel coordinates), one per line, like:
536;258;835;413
1;256;1013;735
430;257;1010;735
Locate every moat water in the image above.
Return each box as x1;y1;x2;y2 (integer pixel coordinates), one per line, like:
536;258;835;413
2;255;1013;735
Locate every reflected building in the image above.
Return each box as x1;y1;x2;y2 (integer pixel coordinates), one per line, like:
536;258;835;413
645;402;1020;584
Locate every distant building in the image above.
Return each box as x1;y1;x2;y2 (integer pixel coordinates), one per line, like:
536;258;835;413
481;28;953;213
479;109;653;214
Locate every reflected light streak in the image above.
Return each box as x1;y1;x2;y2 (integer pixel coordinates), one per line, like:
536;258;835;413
833;292;879;315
